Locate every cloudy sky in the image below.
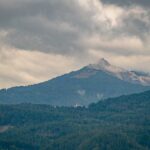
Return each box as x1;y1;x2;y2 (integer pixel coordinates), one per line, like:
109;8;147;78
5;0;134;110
0;0;150;89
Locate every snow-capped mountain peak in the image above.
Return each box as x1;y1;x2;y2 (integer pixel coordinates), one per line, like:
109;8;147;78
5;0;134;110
97;58;110;67
88;58;124;75
89;58;110;69
88;58;150;86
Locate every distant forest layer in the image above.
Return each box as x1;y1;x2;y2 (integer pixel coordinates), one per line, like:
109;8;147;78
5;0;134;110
0;91;150;150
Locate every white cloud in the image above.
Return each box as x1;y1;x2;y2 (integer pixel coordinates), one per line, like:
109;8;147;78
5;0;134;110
0;46;81;89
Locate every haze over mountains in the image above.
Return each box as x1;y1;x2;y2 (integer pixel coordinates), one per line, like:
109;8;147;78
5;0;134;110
0;58;150;106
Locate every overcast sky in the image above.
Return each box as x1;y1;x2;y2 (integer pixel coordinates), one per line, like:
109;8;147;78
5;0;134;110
0;0;150;89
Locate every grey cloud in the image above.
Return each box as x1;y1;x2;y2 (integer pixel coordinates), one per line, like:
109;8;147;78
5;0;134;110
100;0;150;7
0;0;150;57
113;9;150;41
0;0;97;55
0;0;150;88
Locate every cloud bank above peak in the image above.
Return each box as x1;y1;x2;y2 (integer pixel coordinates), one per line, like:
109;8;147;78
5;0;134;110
100;0;150;8
0;0;150;88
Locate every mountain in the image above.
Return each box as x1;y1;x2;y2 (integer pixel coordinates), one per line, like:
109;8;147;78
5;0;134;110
0;90;150;149
88;58;150;86
0;58;150;106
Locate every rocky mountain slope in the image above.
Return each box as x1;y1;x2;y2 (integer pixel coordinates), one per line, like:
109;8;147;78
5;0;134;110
0;58;150;106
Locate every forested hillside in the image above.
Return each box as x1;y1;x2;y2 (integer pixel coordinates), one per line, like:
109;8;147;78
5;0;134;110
0;90;150;150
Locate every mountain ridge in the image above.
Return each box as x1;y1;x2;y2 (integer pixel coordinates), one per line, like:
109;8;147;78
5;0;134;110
88;58;150;86
0;58;150;106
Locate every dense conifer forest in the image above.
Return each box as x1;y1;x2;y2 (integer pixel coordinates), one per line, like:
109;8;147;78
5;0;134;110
0;90;150;150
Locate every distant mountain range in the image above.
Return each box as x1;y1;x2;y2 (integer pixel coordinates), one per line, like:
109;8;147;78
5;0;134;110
0;58;150;106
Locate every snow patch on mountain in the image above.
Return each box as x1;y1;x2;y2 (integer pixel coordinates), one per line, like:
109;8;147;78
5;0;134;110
77;89;86;96
88;58;150;86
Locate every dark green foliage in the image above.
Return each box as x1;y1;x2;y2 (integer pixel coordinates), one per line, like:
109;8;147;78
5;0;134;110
0;90;150;150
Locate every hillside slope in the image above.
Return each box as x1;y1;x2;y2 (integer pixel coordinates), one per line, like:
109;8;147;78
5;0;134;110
0;59;150;106
0;90;150;149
